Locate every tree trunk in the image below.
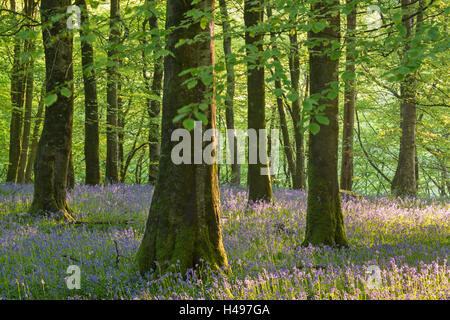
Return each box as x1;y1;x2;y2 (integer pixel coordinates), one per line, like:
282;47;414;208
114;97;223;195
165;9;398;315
77;0;101;185
136;0;228;275
267;5;296;188
105;0;120;184
244;0;273;203
7;0;26;183
340;0;356;191
67;151;75;190
143;0;163;185
16;0;36;184
302;0;348;247
118;81;124;180
391;0;417;197
289;29;306;190
17;41;34;184
219;0;240;186
31;0;74;221
25;86;44;183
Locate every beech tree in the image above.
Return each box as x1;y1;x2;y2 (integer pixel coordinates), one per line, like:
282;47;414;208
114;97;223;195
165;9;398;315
302;0;348;247
7;0;26;183
391;0;418;197
31;0;74;220
142;0;163;185
340;0;356;192
77;0;101;185
219;0;240;186
288;23;306;190
15;0;36;184
136;0;228;274
105;0;120;184
244;0;273;203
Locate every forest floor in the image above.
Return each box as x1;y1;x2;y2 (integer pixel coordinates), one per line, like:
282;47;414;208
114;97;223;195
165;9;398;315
0;184;448;299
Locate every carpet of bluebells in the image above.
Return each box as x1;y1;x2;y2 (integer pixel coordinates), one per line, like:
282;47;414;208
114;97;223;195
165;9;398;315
0;183;448;300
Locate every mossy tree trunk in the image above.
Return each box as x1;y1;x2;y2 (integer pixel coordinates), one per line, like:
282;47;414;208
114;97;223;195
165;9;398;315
31;0;74;220
76;0;101;185
136;0;228;275
340;0;356;191
302;0;348;247
244;0;273;203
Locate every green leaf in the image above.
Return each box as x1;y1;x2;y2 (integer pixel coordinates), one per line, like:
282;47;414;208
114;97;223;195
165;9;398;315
199;103;209;111
60;87;72;98
341;70;355;81
427;27;439;41
392;13;402;25
44;94;57;106
177;105;192;114
172;114;186;123
316;115;329;125
187;80;197;89
286;92;299;102
183;118;195;131
200;17;209;30
302;98;316;111
274;88;284;97
309;122;320;135
312;21;327;33
194;111;208;125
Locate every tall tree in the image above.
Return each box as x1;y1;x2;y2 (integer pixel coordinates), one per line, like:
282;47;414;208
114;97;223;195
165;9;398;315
219;0;240;185
288;24;306;190
340;0;356;191
266;4;296;188
302;0;348;247
31;0;74;220
17;0;37;184
142;0;163;185
391;0;418;197
25;86;44;183
76;0;101;185
7;0;27;183
105;0;120;184
136;0;228;274
244;0;273;202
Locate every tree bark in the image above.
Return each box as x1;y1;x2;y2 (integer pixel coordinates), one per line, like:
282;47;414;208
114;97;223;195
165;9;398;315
244;0;273;203
136;0;228;275
76;0;101;185
289;29;306;190
16;0;36;184
105;0;120;184
67;151;75;189
17;42;34;184
31;0;74;221
7;0;26;183
118;81;124;180
219;0;240;186
340;0;356;191
266;5;296;188
25;86;44;183
391;0;417;197
302;0;348;247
